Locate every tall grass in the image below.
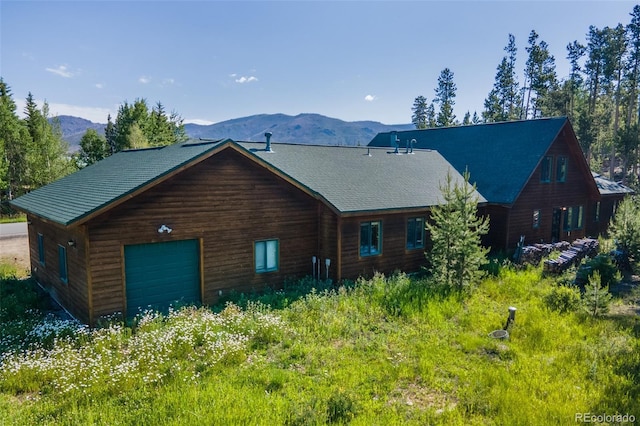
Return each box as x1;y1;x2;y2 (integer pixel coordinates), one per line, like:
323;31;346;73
0;263;638;425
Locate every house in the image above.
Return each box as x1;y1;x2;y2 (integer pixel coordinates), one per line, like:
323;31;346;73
10;137;482;324
369;117;603;250
587;172;634;237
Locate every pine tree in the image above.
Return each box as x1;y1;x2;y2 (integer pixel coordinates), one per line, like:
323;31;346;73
434;68;457;127
483;34;522;122
608;195;640;273
0;79;28;200
105;114;117;154
582;271;613;317
566;40;586;121
523;30;558;118
22;94;72;189
462;111;471;125
411;95;429;129
426;170;490;294
113;98;186;152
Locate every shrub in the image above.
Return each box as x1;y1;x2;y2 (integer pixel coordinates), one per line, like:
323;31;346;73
608;195;640;273
582;271;613;317
545;285;581;313
575;254;620;288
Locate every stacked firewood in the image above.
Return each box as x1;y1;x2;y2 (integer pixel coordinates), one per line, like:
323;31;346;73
542;238;599;274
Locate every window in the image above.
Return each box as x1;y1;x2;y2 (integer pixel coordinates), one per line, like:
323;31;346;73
255;240;278;273
556;156;567;182
594;201;601;222
37;233;45;265
406;217;425;249
532;209;541;229
563;205;584;231
58;245;68;283
360;221;382;256
540;156;552;182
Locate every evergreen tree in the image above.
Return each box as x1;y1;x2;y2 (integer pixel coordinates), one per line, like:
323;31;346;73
426;170;490;294
566;40;586;120
523;30;558;118
105;114;117;155
411;95;429;129
462;111;471;125
471;111;481;124
608;195;640;273
434;68;457;127
483;34;522;122
582;271;613;317
77;128;109;167
0;79;28;200
426;102;437;128
113;98;186;152
22;94;72;189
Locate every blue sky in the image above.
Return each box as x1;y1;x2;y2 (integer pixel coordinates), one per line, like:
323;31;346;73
1;1;636;125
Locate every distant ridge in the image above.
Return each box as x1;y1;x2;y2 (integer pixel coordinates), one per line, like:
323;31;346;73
52;113;414;151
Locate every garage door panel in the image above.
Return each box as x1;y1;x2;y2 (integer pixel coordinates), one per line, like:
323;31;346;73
124;239;200;316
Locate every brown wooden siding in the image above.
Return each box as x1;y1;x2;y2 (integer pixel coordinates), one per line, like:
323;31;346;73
500;131;596;250
26;215;90;322
339;212;429;279
86;149;319;321
586;195;625;237
479;205;509;251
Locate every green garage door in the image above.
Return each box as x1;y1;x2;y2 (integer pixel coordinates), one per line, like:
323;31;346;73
124;239;200;317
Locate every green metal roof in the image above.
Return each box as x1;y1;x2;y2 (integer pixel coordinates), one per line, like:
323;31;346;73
10;139;485;226
369;117;570;205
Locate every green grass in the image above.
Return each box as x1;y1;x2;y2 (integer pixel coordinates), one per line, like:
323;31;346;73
0;263;638;425
0;213;26;224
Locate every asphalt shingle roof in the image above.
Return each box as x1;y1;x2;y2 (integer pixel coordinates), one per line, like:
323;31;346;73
368;117;569;205
9;141;228;226
592;172;635;196
236;142;485;213
10;139;485;226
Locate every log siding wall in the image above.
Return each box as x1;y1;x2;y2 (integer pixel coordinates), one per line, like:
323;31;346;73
86;149;319;321
27;216;90;322
499;130;595;249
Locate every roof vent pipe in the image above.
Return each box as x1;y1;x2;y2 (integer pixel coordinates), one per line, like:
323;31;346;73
265;132;273;152
391;132;400;154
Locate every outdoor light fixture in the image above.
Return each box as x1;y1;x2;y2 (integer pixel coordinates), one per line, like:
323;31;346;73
158;224;173;234
67;239;76;247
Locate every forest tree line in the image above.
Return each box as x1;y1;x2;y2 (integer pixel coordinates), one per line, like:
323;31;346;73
413;5;640;189
0;82;186;208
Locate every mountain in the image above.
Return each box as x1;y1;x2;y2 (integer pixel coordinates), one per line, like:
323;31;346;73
183;113;414;146
51;115;106;151
54;113;414;151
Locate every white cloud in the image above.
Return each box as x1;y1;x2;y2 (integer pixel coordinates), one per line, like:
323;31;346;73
364;95;376;102
184;118;215;125
139;76;151;84
46;65;74;78
95;83;104;89
162;78;175;86
235;76;258;84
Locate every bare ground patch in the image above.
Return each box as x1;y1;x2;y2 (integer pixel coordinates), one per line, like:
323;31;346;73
0;236;30;272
